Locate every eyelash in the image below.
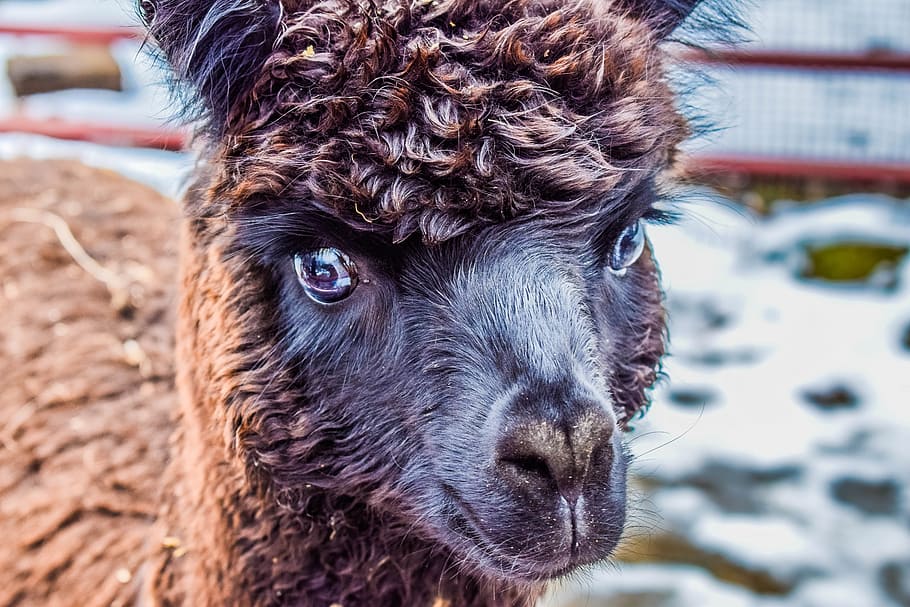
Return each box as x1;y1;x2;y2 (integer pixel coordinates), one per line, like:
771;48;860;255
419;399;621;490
641;206;678;226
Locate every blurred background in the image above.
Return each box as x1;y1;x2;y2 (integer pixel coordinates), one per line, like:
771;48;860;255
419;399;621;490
1;1;908;606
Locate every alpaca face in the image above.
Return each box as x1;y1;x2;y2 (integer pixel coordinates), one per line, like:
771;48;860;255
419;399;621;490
238;196;664;578
145;0;706;586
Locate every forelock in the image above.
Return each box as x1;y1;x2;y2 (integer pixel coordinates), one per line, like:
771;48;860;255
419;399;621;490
209;0;689;243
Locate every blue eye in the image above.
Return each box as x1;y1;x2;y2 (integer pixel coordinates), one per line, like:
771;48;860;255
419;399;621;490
608;220;645;277
293;248;358;304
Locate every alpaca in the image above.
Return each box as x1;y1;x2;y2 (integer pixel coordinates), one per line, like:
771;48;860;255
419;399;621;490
1;0;726;605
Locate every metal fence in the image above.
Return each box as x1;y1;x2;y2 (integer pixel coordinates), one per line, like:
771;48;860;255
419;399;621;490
2;2;910;183
682;0;910;183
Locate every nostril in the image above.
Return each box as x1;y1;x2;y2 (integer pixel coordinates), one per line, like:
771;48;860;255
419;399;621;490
495;390;617;503
500;454;553;482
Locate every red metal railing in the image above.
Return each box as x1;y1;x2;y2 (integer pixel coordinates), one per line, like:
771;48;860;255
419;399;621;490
0;116;187;151
679;47;910;73
682;153;910;184
0;24;142;44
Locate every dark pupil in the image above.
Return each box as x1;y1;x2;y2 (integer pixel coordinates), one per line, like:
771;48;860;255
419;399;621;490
610;222;638;270
295;248;356;303
619;229;636;257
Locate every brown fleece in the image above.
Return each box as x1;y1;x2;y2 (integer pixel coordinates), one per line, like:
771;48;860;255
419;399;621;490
0;159;177;607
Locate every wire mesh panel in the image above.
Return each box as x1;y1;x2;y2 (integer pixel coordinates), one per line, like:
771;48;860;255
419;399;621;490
749;0;910;54
684;0;910;181
689;67;910;163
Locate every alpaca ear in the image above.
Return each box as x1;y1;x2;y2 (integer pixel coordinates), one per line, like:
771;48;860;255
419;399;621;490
613;0;704;38
140;0;284;132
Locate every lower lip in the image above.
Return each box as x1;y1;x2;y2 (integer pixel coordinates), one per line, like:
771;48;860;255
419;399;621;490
443;488;577;579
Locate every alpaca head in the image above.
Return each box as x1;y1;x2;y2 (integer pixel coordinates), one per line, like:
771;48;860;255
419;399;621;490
144;0;704;584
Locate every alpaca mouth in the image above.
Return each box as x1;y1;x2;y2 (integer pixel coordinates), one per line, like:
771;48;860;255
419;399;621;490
441;485;580;581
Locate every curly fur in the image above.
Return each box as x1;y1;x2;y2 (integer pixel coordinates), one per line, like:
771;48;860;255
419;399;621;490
1;1;738;606
153;0;690;244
